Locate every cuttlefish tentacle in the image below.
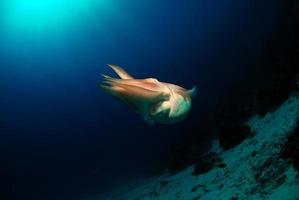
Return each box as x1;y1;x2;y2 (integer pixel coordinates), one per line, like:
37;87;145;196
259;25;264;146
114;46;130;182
100;64;196;124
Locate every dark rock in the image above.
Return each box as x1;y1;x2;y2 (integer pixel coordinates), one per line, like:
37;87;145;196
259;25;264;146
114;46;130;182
160;180;169;187
193;152;217;175
190;184;204;192
276;174;287;185
216;157;223;163
253;157;288;189
149;191;159;197
192;195;201;200
218;184;224;189
175;192;181;198
193;161;214;175
251;151;258;157
218;123;254;150
160;142;203;174
217;163;227;168
282;120;299;171
191;187;197;192
193;152;224;175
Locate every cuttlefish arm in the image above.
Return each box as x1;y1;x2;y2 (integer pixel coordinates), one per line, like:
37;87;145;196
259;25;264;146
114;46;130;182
100;65;170;115
107;64;133;79
164;83;197;100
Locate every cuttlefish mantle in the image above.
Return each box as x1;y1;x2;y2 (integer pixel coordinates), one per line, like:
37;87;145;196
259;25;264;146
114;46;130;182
100;64;197;124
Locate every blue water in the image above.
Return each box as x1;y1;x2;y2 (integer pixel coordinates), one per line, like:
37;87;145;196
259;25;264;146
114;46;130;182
0;0;288;199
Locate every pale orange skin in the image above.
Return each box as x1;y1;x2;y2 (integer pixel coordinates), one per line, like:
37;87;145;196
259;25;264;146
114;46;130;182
100;64;196;124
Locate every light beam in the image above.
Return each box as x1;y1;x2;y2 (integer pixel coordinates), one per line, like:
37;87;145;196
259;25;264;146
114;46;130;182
1;0;105;34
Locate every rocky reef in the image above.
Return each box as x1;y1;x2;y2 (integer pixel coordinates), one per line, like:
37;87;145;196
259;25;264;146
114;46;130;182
95;91;299;200
282;117;299;171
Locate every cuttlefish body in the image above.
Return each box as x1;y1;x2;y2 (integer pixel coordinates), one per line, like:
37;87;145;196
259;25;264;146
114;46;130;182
100;64;197;124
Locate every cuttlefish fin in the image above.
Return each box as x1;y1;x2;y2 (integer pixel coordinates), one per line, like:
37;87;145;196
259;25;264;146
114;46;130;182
100;84;140;112
101;75;167;101
107;64;134;79
100;77;169;114
188;86;197;99
102;78;169;102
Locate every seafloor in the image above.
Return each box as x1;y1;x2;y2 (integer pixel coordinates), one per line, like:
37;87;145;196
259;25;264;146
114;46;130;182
94;92;299;200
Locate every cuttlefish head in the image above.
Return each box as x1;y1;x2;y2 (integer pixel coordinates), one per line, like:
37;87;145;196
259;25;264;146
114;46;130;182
100;64;196;125
148;84;197;124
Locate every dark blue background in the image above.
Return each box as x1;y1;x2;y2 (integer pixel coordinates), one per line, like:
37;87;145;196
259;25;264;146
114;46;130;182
0;0;289;199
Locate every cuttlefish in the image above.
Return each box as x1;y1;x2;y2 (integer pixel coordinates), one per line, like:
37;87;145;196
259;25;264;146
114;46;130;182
100;64;197;125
